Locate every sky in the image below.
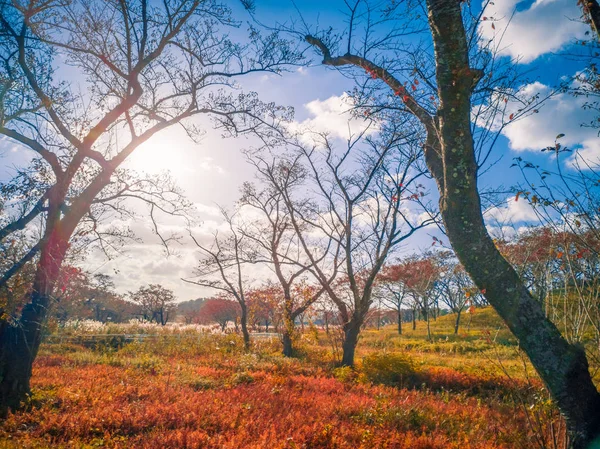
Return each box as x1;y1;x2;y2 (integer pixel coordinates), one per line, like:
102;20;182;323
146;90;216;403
0;0;597;301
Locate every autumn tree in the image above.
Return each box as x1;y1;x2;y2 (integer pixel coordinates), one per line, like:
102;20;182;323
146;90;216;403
301;0;600;444
386;254;441;340
0;0;300;414
433;251;475;335
129;284;176;326
247;284;282;332
198;296;240;331
376;264;412;335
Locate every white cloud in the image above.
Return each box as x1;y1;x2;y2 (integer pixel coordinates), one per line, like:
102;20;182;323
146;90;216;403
289;93;377;142
485;196;539;225
482;81;600;166
194;203;221;217
479;0;587;63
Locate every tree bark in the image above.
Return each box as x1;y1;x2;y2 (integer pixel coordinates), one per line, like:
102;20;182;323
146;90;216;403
341;318;361;366
397;308;403;335
581;0;600;39
454;310;461;335
0;224;70;415
240;305;250;350
425;0;600;445
282;331;294;357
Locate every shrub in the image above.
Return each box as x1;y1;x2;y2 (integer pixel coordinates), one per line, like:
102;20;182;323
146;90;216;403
332;366;357;383
230;371;254;386
359;352;417;387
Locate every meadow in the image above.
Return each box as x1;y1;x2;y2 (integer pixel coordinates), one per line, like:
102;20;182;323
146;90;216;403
0;309;573;449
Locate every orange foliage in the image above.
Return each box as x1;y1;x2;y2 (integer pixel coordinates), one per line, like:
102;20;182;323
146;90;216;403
0;348;554;449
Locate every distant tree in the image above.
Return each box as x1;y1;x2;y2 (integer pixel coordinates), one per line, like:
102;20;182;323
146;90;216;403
198;297;240;331
433;252;475;335
186;209;253;349
376;264;410;335
247;284;282;333
177;298;206;324
387;255;440;339
129;284;176;326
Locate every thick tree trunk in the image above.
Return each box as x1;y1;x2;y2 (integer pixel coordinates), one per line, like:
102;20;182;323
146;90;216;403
341;319;361;367
0;324;35;417
425;0;600;446
582;0;600;39
0;214;71;414
412;308;416;331
282;331;293;357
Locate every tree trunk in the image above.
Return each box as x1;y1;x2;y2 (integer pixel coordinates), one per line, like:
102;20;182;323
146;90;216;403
397;308;402;335
412;308;416;331
0;323;35;417
582;0;600;39
425;0;600;445
341;319;361;367
240;305;250;350
454;310;462;335
426;313;432;341
0;219;70;415
282;331;294;357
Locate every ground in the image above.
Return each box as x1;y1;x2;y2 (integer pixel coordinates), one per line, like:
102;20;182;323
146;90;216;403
0;308;574;448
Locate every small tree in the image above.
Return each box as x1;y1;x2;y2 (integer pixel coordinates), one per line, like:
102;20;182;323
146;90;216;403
240;156;325;356
376;264;410;335
247;284;282;333
433;252;474;335
130;284;176;326
186;209;253;349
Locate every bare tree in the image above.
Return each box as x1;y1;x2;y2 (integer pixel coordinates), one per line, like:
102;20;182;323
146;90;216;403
185;209;253;349
238;174;324;356
301;0;600;444
130;284;177;326
433;251;474;335
0;0;300;414
253;119;437;366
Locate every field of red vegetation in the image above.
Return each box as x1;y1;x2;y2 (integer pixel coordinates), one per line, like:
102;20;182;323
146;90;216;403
0;328;564;449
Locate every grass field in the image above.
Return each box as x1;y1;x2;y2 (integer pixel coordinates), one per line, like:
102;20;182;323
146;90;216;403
0;308;574;449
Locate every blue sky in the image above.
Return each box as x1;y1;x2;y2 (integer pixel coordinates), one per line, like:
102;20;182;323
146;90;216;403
0;0;596;300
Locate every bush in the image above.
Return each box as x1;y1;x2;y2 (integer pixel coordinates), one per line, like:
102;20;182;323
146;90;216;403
332;366;357;383
359;352;417;387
